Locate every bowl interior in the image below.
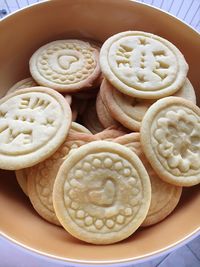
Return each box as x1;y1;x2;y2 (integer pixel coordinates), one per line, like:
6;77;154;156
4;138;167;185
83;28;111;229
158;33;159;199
0;0;200;265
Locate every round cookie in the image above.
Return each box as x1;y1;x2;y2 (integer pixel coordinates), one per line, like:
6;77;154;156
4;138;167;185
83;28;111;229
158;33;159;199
15;169;28;196
30;40;101;93
70;122;92;134
96;91;119;128
100;31;188;99
174;78;196;104
114;133;182;226
6;77;38;95
94;127;127;141
140;96;200;186
64;95;72;106
27;131;96;225
100;79;153;131
0;87;71;170
53;141;151;244
82;102;105;134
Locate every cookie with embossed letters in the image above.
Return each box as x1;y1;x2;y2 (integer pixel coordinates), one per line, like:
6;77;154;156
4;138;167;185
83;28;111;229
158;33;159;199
53;141;151;244
0;87;71;170
27;131;96;225
6;77;38;95
114;133;182;226
15;169;29;196
30;40;101;93
141;97;200;186
100;31;188;99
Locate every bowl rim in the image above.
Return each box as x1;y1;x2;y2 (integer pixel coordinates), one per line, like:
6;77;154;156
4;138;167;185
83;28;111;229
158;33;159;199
0;0;199;265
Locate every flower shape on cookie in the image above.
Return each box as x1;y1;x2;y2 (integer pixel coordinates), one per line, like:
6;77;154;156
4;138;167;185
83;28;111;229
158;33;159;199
100;31;188;99
53;141;151;244
30;40;101;93
141;97;200;186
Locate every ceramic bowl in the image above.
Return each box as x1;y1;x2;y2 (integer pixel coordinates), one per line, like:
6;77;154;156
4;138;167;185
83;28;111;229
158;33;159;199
0;0;199;265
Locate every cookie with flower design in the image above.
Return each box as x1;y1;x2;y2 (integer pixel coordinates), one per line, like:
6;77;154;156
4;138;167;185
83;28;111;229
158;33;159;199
141;97;200;187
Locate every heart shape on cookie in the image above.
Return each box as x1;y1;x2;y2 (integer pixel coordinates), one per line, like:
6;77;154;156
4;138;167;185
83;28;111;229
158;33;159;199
88;179;116;207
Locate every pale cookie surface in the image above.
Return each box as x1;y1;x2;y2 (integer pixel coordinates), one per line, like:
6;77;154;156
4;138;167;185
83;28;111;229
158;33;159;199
70;122;92;135
30;40;101;93
101;79;153;131
94;127;127;141
174;78;196;104
96;90;119;128
141;97;200;186
6;77;38;95
15;169;28;196
0;87;71;170
114;133;182;226
53;141;151;244
27;131;96;225
100;31;188;99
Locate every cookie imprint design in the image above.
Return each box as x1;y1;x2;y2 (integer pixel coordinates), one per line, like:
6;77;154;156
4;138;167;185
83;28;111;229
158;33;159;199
32;40;97;86
63;152;143;232
153;108;200;175
0;92;63;155
111;36;175;90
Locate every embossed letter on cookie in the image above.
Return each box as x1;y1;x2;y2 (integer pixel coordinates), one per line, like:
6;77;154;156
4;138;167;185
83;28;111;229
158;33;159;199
141;97;200;186
0;87;71;170
30;40;101;93
53;141;151;244
100;31;188;99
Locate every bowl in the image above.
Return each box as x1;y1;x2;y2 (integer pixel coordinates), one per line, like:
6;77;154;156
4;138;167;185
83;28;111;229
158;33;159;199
0;0;199;265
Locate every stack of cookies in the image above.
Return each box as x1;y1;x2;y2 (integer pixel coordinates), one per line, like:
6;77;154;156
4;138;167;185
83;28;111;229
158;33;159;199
0;31;199;245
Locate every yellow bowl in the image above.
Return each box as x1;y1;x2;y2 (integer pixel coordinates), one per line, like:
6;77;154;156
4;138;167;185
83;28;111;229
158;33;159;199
0;0;199;265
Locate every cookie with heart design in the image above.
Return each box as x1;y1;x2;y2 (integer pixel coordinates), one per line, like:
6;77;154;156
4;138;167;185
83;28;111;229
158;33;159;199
114;133;182;226
140;96;200;186
27;130;96;225
30;40;101;93
100;31;188;99
53;141;151;244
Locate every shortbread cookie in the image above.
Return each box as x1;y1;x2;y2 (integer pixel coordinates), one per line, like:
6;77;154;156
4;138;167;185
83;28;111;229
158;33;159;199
100;31;188;99
94;127;126;141
27;131;96;225
71;122;92;134
64;95;72;106
30;40;101;93
15;169;28;196
96;91;119;128
141;97;200;186
101;79;153;131
6;77;38;95
82;102;105;133
53;141;151;244
114;133;182;226
0;87;71;170
174;78;196;104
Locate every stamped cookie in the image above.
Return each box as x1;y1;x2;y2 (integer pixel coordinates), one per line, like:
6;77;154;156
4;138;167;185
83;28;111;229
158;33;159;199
174;78;196;104
53;141;151;244
100;79;153;131
96;91;119;128
70;122;92;134
27;131;96;225
30;40;101;93
15;169;28;196
82;102;105;134
100;31;188;99
6;77;38;95
141;97;200;186
0;87;71;170
114;133;182;226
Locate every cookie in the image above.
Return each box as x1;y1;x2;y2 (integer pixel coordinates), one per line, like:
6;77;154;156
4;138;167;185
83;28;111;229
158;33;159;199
15;169;28;196
140;96;200;186
6;77;38;95
100;31;188;99
30;40;101;93
82;102;105;134
114;133;182;226
174;78;196;104
27;131;96;225
53;141;151;244
96;91;119;128
64;95;72;106
70;122;92;134
100;79;152;131
94;126;127;141
0;87;71;170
